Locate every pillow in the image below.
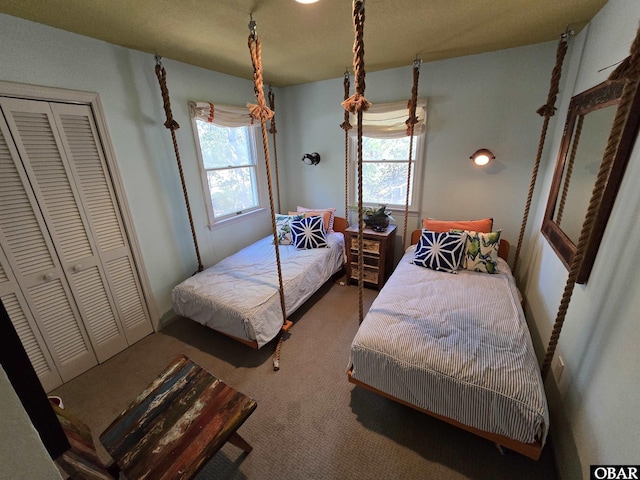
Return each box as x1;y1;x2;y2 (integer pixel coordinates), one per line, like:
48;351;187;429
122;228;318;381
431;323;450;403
275;214;304;245
297;206;336;233
413;230;467;273
289;210;331;233
291;216;328;249
460;230;502;274
422;217;493;233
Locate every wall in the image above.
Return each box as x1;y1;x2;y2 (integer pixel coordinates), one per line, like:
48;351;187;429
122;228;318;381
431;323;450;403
279;42;559;260
0;14;277;325
521;2;640;478
0;367;62;479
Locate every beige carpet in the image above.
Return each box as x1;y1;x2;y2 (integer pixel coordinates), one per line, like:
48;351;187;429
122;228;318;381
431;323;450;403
52;275;558;479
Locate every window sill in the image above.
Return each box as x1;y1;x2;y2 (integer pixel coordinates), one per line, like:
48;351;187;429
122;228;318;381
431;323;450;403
207;207;267;230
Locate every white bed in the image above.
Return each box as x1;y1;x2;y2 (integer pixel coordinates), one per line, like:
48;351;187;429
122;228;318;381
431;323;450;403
348;239;549;460
172;229;345;348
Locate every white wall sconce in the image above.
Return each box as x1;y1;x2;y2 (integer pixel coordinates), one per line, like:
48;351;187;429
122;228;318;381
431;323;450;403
302;152;321;166
470;148;495;167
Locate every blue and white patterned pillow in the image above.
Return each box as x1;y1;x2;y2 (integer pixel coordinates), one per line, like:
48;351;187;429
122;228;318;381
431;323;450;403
275;214;304;245
413;230;467;273
291;216;328;249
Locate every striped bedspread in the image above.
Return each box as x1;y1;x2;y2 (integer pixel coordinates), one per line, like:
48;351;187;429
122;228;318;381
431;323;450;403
349;246;549;444
173;232;345;348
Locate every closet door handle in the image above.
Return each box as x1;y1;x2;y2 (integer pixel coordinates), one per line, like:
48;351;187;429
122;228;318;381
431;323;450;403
43;272;53;281
73;264;83;272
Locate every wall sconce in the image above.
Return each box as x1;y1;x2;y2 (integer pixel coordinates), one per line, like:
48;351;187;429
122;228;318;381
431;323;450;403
302;152;321;166
470;148;495;167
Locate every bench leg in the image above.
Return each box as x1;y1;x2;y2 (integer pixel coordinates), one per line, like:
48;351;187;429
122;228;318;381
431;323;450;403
227;432;253;453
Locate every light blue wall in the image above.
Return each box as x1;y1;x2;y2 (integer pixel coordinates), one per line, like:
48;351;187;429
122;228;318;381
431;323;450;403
521;2;640;478
279;42;559;259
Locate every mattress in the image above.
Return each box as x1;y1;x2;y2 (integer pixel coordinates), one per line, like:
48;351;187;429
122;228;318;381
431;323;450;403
349;246;549;444
172;232;345;348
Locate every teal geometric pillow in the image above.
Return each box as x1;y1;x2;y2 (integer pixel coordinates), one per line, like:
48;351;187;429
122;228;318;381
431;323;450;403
291;216;328;249
275;214;304;245
413;230;467;273
461;230;502;274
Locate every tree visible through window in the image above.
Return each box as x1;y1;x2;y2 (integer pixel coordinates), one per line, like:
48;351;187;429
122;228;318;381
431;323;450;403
195;120;259;219
351;99;427;210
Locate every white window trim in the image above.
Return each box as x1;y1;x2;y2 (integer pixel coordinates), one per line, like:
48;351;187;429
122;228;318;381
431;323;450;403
189;101;267;229
349;98;427;213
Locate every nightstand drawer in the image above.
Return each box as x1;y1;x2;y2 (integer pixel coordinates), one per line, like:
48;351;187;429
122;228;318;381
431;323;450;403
350;265;379;284
350;237;380;255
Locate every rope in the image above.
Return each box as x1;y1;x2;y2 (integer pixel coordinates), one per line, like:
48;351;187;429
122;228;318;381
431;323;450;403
268;87;282;214
340;72;353;220
512;33;570;276
402;60;420;250
540;23;640;380
154;58;204;274
247;29;287;370
556;114;584;225
342;0;370;324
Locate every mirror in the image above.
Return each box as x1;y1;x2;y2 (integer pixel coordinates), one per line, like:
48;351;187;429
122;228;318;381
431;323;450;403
542;79;640;283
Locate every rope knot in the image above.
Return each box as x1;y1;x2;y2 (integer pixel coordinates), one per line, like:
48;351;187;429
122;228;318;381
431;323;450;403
247;102;274;122
342;93;371;113
536;104;557;117
340;120;353;131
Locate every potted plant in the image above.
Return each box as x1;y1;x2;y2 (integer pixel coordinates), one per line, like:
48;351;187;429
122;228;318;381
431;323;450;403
361;205;395;232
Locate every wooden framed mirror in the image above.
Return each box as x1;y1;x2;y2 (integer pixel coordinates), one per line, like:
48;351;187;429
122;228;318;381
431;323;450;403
542;79;640;283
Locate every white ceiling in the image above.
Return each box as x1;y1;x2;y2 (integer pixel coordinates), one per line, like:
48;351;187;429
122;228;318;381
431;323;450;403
1;0;608;87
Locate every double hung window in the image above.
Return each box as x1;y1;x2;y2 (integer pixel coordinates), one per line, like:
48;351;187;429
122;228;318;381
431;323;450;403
350;99;427;211
190;102;262;226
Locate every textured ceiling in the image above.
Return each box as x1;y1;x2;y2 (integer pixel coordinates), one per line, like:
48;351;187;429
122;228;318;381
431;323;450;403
1;0;608;87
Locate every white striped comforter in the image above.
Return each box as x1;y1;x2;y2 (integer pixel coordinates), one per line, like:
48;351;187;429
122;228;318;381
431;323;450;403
349;246;549;444
172;233;345;348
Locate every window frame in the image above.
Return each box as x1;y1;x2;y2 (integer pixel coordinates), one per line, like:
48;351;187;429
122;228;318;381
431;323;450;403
349;99;427;214
189;102;266;228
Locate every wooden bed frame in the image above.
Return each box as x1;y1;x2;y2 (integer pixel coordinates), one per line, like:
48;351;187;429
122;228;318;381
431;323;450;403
348;229;542;460
219;216;348;349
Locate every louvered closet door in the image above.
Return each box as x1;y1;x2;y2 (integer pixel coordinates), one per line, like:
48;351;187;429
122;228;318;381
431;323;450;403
0;112;97;386
50;103;153;345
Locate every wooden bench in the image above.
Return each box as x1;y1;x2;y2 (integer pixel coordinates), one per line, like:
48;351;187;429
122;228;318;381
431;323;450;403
99;354;256;479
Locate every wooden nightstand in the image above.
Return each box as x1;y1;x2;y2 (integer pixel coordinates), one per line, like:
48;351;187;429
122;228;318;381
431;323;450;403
345;224;397;290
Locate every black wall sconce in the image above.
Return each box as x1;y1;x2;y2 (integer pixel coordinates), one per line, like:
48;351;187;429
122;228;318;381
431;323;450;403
470;148;495;167
302;152;321;166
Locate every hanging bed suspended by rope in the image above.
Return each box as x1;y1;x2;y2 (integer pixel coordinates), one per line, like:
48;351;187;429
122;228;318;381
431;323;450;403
346;1;553;459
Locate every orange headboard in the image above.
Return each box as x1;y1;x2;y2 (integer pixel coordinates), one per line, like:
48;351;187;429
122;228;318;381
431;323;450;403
410;229;510;261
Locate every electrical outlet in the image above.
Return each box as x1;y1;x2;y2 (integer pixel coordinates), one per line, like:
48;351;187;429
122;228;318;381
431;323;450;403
553;355;565;382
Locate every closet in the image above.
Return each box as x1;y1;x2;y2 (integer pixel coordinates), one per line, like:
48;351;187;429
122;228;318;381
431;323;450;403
0;92;153;392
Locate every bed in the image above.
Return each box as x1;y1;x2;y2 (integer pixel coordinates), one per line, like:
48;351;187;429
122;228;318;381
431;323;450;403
348;225;549;460
173;215;347;349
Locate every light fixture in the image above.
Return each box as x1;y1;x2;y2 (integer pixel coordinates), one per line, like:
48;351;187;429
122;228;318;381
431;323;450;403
295;0;319;3
470;148;495;167
302;152;321;166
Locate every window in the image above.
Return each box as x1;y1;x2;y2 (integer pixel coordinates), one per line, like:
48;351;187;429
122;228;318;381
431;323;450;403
350;99;427;211
190;102;263;226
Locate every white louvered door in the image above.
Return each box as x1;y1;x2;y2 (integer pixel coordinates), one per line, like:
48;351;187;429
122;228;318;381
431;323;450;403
0;112;98;385
0;95;153;389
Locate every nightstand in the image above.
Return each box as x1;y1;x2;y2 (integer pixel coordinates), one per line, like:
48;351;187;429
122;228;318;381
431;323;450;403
345;224;397;290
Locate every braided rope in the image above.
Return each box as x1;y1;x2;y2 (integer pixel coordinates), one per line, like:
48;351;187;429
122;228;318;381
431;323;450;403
268;88;282;213
342;0;370;324
154;60;204;274
402;61;420;250
248;32;287;370
512;35;569;276
540;25;640;380
340;74;353;220
556;114;584;225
